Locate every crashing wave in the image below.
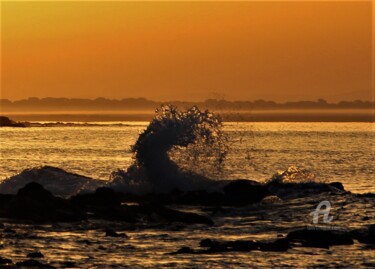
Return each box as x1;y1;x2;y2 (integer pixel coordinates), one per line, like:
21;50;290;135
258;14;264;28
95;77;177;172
109;105;228;193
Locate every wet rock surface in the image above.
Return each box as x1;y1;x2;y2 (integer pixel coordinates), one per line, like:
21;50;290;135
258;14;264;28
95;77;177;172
0;183;213;225
16;259;55;268
26;252;44;258
287;228;354;248
0;181;373;268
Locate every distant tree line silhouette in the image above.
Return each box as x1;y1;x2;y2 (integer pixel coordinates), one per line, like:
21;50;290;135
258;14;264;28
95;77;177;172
0;97;373;112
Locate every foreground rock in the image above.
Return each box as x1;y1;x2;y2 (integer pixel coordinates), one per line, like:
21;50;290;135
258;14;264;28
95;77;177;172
172;226;375;255
1;183;85;222
26;252;44;258
119;179;272;207
16;259;55;268
0;183;214;225
350;224;375;245
287;228;354;248
71;187;213;225
223;180;272;205
172;237;290;254
267;181;346;200
105;229;128;238
0;257;12;265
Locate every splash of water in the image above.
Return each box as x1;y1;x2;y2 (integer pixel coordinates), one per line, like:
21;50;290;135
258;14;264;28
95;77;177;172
110;105;228;192
268;166;320;184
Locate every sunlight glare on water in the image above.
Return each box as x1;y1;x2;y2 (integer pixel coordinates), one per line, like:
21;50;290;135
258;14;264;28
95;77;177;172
0;122;373;193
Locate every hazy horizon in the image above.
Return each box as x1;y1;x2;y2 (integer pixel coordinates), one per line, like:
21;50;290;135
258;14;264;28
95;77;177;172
2;1;372;102
1;96;374;103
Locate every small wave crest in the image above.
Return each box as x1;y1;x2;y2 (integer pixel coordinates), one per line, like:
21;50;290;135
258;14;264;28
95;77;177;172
268;166;321;184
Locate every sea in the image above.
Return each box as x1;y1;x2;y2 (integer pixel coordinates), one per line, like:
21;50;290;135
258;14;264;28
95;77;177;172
1;122;374;193
0;121;374;268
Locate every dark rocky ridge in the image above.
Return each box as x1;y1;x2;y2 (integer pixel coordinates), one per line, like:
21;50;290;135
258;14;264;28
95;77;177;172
0;116;27;127
171;225;375;254
0;176;348;225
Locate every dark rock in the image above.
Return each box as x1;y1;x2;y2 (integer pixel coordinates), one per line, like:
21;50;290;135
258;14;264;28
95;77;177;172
4;228;16;234
137;203;213;225
16;259;55;268
329;182;345;191
259;238;291;252
369;224;375;236
0;116;12;126
351;225;375;245
95;187;121;206
173;246;195;254
17;182;53;200
200;239;257;252
267;179;347;199
199;237;289;253
179;190;226;206
105;229;128;238
0;257;12;265
60;261;77;268
0;116;26;127
356;193;375;198
287;228;354;248
5;183;85;222
92;205;138;223
199;238;217;247
228;240;258;251
223;179;272;206
27;252;44;258
71;187;120;208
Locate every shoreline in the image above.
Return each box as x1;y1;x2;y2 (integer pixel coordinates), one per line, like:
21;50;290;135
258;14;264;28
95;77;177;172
1;110;374;122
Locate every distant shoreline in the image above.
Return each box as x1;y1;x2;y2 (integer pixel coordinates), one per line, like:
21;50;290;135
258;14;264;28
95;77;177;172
2;109;373;122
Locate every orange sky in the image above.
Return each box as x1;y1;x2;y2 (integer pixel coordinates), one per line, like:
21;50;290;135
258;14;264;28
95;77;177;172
1;1;372;102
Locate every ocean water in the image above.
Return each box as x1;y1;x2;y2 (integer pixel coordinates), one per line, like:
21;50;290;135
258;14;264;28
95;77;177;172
0;122;374;193
0;121;374;268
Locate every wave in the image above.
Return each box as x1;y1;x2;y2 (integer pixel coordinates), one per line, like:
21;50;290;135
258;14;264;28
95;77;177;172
108;105;228;193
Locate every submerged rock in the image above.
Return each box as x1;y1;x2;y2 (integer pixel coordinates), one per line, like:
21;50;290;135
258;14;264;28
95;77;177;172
223;179;272;205
26;252;44;258
176;237;291;254
350;224;375;245
258;238;291;252
105;229;128;238
171;246;195;254
287;228;353;248
136;203;213;225
16;259;55;268
329;182;345;191
0;257;12;265
3;183;85;222
267;181;346;200
70;187;121;209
